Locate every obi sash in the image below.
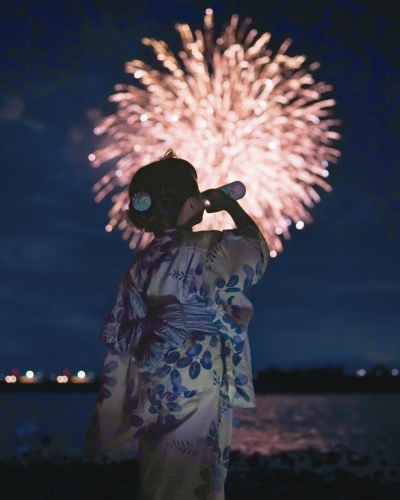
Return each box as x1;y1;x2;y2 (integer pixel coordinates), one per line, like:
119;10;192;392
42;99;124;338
99;281;220;375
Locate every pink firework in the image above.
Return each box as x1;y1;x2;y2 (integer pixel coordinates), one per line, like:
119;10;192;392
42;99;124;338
89;9;341;254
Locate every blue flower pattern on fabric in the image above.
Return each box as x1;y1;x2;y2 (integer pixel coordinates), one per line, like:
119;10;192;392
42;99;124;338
89;226;269;457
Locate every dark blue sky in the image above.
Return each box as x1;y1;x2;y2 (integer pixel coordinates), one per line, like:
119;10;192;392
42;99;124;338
1;0;399;376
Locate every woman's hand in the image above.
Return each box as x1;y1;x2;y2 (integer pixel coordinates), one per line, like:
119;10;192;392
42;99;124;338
201;188;235;213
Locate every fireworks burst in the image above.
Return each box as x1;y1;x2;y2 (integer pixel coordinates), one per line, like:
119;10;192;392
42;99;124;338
89;9;341;254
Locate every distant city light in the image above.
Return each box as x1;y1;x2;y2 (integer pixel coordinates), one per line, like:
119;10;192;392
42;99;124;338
5;375;17;383
26;370;34;378
57;375;68;383
78;371;86;379
392;369;399;376
356;369;366;377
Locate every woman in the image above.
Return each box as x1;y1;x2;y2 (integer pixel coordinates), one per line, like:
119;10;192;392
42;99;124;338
86;149;269;499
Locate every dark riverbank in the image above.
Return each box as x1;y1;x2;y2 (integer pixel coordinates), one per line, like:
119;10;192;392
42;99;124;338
2;364;399;394
1;449;400;500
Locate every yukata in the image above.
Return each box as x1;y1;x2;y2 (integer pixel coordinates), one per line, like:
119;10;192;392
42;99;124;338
86;225;269;500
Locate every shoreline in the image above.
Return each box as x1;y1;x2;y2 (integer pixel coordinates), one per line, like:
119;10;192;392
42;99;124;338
1;447;399;499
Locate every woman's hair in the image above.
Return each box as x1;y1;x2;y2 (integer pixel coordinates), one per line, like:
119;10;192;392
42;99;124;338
127;149;200;235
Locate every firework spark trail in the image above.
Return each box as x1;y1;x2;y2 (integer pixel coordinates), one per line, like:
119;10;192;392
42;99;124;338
89;10;341;254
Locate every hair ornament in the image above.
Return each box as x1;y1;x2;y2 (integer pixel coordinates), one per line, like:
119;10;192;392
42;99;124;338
131;191;152;212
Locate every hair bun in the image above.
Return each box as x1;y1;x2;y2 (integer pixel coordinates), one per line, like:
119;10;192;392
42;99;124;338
163;148;178;159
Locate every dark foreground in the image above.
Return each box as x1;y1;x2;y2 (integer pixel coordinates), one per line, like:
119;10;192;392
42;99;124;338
1;449;399;500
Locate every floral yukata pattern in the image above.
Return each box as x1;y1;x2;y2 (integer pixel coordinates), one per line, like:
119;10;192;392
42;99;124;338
86;225;268;499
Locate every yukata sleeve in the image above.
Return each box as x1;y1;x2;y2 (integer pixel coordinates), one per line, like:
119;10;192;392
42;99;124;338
207;229;269;291
205;229;269;408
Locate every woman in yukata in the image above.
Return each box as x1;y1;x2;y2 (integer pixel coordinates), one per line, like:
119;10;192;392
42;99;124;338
86;148;269;499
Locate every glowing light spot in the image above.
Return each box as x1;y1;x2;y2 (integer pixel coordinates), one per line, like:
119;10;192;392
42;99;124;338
88;154;95;161
134;144;141;152
356;369;366;377
321;160;328;167
285;219;292;226
171;114;179;122
296;221;304;229
26;371;34;378
270;250;277;258
157;54;165;61
207;108;214;115
265;79;273;87
105;225;113;232
321;170;329;177
78;371;86;378
268;141;276;149
392;369;398;376
259;100;266;109
115;169;122;177
140;114;148;122
275;227;283;235
206;8;213;15
93;128;101;135
244;125;252;133
6;375;17;383
134;71;142;78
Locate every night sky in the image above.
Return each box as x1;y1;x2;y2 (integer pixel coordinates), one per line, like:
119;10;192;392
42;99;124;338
1;0;399;377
